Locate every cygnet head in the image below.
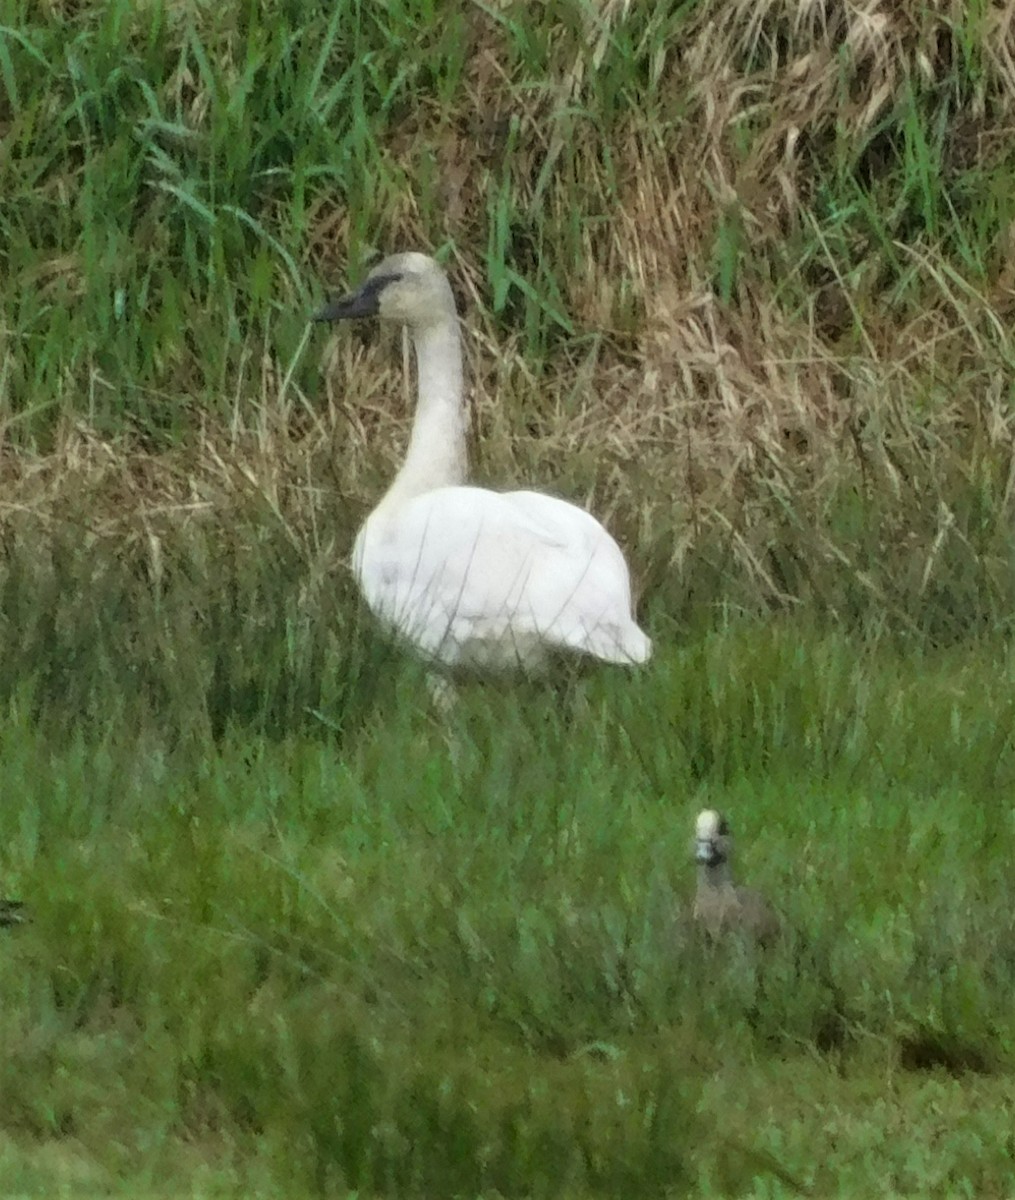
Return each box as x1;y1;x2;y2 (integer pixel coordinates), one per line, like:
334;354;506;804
312;252;456;329
693;808;732;867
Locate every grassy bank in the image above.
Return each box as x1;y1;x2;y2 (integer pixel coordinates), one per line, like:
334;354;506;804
3;0;1015;1194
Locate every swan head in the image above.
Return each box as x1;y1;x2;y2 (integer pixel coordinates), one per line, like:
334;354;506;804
313;252;456;328
693;808;732;867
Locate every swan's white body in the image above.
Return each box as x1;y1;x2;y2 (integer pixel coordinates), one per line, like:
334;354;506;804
353;484;648;670
315;252;651;674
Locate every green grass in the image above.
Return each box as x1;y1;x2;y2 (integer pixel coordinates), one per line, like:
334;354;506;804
2;604;1015;1196
3;0;1015;434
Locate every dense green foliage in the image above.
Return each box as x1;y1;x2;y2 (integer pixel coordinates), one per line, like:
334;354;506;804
3;0;1015;1194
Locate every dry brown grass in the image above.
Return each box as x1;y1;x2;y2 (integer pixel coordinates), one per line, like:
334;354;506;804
4;0;1015;630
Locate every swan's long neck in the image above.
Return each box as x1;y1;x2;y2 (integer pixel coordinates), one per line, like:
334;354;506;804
381;318;468;507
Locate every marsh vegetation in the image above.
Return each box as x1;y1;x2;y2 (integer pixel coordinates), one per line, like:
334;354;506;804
2;0;1015;1194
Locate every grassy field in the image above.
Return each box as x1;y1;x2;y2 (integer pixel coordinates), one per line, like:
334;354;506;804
3;623;1015;1197
3;0;1015;1195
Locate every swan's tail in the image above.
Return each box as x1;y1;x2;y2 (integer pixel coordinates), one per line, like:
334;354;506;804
563;621;652;666
621;625;653;665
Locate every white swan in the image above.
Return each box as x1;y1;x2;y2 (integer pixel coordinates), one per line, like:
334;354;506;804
313;252;651;675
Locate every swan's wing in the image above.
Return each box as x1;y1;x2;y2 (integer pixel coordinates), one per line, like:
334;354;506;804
355;486;650;666
499;489;608;550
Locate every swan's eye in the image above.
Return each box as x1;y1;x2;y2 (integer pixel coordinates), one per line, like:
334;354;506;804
361;272;404;306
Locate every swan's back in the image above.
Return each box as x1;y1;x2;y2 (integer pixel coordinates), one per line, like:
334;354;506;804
355;485;650;670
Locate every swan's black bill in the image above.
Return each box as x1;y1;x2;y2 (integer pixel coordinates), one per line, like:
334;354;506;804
312;272;402;323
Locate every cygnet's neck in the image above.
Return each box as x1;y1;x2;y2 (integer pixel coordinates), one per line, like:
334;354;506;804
697;859;736;892
381;318;468;508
